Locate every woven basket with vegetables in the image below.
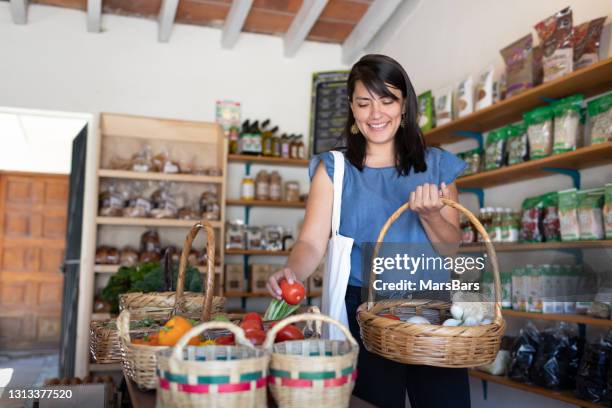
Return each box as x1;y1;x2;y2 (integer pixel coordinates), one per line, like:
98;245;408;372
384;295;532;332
357;198;506;368
119;221;225;320
118;220;224;389
90;316;159;364
264;313;358;408
156;321;270;408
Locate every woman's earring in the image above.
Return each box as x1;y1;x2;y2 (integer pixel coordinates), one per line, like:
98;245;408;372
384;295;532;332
400;113;406;128
350;123;359;135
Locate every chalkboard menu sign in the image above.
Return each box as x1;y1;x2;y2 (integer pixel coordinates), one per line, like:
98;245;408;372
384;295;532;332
309;71;350;155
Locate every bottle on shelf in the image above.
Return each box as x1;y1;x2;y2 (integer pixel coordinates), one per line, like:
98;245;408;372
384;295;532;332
493;207;504;243
269;171;282;201
241;175;255;200
238;120;250;154
272;133;281;157
262;125;278;157
248;120;262;155
228;126;240;155
289;135;299;159
296;135;305;159
280;134;291;159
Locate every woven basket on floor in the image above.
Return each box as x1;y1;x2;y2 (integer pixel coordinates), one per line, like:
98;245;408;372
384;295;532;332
357;198;506;368
264;313;358;408
118;220;223;389
156;321;270;408
119;219;225;320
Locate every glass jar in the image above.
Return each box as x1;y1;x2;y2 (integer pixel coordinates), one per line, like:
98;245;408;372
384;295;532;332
241;176;255;200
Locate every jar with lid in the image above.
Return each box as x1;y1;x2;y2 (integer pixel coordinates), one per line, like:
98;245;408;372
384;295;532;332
255;170;270;201
272;135;281;157
296;136;305;159
241;176;255;200
281;134;291;158
290;135;299;159
460;213;475;244
492;207;504;242
269;171;282;201
282;228;295;251
284;181;300;202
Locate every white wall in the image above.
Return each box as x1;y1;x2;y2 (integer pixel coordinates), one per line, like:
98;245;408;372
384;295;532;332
375;2;612;407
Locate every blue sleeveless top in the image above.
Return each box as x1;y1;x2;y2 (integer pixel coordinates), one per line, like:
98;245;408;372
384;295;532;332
308;147;466;287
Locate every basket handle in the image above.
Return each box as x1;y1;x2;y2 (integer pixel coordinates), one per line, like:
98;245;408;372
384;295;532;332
366;198;502;323
170;321;253;359
117;309;132;345
175;219;216;322
262;313;358;350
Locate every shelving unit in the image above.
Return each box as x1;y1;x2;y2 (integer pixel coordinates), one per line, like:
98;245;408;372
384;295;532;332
456;142;612;189
226;199;306;208
469;370;604;408
459;240;612;253
424;57;612;145
228;154;309;167
76;113;228;378
502;310;612;329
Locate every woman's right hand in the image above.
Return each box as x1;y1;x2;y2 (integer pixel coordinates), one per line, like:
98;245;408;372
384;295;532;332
266;267;298;301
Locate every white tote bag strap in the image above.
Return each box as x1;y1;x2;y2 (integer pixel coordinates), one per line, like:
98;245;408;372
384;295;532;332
330;151;344;235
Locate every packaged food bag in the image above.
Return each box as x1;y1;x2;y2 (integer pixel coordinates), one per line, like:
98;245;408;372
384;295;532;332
553;94;584;154
456;76;474;118
506;122;529;165
587;93;612;145
535;7;574;83
559;188;580;241
573;17;607;70
434;86;453;126
520;196;543;242
542;192;561;242
500;34;537;97
529;323;582;390
417;91;435;132
577;188;605;240
524;106;554;159
605;183;612;240
475;66;495;111
575;333;612;403
508;322;541;383
484;128;508;170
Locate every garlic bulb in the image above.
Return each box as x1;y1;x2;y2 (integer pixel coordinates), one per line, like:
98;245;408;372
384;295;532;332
463;316;481;326
481;318;492;325
450;304;464;320
442;318;462;326
406;316;430;325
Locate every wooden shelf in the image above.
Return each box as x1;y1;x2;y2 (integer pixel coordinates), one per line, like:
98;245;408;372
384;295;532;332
469;370;604;408
93;264;222;275
96;217;222;228
226;199;306;208
225;249;291;256
98;169;223;184
459;240;612;253
224;291;322;298
425;57;612;145
456;142;612;188
228;154;309;167
90;363;122;372
502;310;612;328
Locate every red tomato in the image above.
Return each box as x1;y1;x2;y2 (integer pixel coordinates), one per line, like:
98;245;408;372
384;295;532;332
215;335;235;345
380;314;400;320
274;324;305;343
245;330;266;346
242;312;263;327
240;319;263;332
279;279;306;305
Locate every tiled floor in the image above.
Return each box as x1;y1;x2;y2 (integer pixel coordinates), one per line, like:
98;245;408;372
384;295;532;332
0;350;59;408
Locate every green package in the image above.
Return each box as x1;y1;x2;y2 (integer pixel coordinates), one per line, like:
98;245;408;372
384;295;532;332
507;122;529;165
558;188;580;241
524;105;554;159
552;94;584;154
587;93;612;144
485;128;508;170
577;188;605;240
605;183;612;239
417;91;435;132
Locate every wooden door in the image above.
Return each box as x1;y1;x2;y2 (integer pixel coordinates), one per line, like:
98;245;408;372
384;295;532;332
0;172;68;349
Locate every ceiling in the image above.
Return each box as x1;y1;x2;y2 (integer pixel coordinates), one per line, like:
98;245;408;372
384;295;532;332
30;0;373;43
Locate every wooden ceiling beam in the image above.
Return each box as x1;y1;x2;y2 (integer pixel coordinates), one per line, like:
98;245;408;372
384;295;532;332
221;0;254;49
86;0;102;32
284;0;328;57
341;0;401;64
9;0;28;24
158;0;180;43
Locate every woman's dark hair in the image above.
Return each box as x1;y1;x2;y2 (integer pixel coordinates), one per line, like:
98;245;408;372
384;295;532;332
344;54;427;176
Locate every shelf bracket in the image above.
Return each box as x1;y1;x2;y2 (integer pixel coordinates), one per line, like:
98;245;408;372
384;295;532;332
557;247;584;265
459;188;484;208
241;254;250;310
481;379;488;400
245;162;252;176
455;131;483;150
540;96;559;104
244;206;251;225
541;167;580;189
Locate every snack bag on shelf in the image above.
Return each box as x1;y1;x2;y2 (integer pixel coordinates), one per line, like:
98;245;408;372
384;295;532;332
417;90;435;131
433;86;453;126
535;7;574;83
524;105;554;159
506;122;529;165
558;188;580;241
552;94;584;154
520;196;543;242
456;75;474;118
541;192;561;242
605;183;612;240
587;93;612;145
577;188;605;240
484;128;507;170
573;16;607;70
500;34;537;97
475;66;495;111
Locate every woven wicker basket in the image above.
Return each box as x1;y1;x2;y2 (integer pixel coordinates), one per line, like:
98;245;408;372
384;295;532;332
356;198;506;368
118;220;224;389
89;317;159;364
264;313;359;408
119;219;225;320
156;321;270;408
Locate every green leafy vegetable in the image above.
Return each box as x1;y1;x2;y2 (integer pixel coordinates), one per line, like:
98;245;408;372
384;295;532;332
263;299;300;321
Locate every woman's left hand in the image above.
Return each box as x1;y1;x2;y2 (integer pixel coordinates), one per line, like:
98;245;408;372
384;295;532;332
409;182;450;220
